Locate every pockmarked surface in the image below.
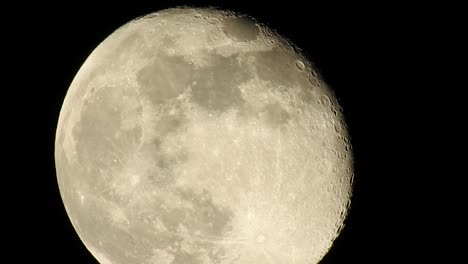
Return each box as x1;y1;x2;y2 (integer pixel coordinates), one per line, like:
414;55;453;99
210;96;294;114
55;8;353;264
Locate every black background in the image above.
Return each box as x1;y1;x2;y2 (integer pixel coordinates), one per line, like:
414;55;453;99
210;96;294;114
7;1;445;263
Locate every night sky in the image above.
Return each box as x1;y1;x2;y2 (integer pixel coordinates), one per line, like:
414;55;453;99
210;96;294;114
6;1;444;263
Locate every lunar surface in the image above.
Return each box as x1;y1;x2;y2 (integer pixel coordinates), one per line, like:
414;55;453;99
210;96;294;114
55;7;353;264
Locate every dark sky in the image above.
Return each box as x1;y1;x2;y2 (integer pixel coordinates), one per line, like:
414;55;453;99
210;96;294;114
6;1;445;263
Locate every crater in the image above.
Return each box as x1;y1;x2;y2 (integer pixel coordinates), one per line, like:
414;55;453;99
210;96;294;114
252;47;312;88
223;16;260;41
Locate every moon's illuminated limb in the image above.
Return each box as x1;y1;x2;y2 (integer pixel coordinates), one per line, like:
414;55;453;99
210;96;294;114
55;7;353;264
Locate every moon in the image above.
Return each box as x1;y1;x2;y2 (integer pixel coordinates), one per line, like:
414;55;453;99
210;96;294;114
55;7;353;264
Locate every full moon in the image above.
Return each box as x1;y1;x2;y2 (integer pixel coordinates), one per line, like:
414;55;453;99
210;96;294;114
55;7;353;264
